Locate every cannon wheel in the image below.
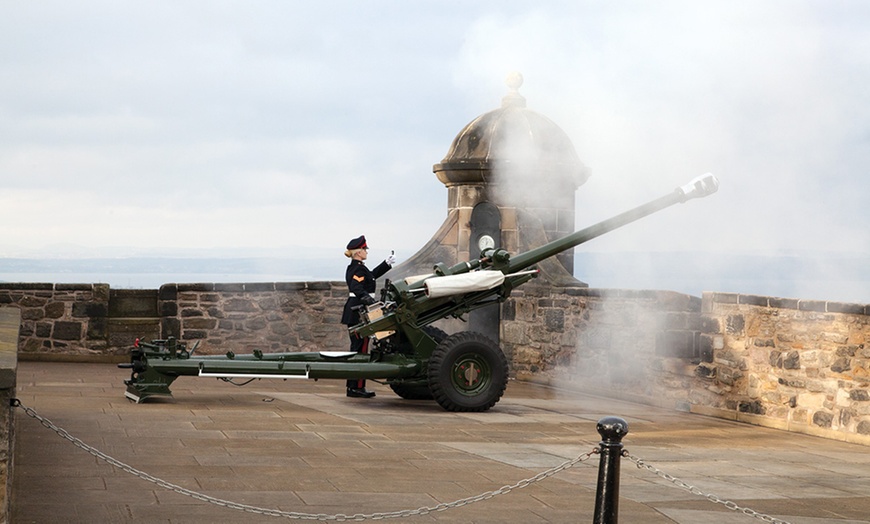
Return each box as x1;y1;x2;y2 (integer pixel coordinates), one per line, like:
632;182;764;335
427;331;508;412
389;326;448;401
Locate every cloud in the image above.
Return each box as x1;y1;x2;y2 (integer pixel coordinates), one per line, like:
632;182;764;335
1;0;868;271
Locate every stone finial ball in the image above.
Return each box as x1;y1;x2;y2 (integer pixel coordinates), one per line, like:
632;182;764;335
505;71;524;90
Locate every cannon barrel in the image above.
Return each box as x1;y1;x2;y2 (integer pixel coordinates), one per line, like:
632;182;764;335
353;173;719;338
504;173;719;273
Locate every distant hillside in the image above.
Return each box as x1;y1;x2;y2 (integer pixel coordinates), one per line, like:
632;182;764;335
0;251;867;303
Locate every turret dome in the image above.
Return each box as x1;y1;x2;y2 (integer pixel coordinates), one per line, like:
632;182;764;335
433;73;588;189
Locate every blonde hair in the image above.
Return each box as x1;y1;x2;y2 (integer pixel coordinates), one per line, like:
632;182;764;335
345;248;362;258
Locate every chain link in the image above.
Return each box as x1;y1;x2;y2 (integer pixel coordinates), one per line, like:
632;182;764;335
11;399;597;521
625;452;793;524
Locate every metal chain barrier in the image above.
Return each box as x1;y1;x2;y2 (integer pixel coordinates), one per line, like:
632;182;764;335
625;452;792;524
11;399;597;521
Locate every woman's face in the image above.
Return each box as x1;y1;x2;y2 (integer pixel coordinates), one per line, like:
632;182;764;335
354;248;368;261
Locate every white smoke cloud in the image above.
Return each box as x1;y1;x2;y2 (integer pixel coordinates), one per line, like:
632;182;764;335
451;2;870;257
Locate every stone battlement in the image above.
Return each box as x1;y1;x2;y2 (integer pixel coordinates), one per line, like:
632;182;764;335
1;281;868;445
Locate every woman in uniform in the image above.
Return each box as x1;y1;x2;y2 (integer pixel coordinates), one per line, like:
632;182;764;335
341;235;395;398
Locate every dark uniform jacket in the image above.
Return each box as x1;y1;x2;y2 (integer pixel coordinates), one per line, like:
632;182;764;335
341;259;391;326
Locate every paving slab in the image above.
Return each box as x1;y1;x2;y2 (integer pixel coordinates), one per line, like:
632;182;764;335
11;361;870;523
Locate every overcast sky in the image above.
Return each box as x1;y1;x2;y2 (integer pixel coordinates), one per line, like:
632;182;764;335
2;2;869;286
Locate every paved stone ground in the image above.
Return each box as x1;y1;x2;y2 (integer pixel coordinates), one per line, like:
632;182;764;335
11;362;870;523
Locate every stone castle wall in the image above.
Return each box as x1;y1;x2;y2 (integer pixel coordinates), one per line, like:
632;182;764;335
504;283;705;404
691;292;870;444
1;282;350;360
158;282;348;355
0;284;111;359
515;287;870;445
1;281;868;444
0;308;19;524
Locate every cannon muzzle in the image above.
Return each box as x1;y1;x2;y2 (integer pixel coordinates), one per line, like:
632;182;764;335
678;173;719;201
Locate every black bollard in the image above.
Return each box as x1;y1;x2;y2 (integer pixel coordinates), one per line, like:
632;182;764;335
593;416;629;524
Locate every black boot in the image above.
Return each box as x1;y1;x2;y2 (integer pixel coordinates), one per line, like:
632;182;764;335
347;388;376;398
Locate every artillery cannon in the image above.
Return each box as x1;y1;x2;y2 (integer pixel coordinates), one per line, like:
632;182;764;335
121;174;719;411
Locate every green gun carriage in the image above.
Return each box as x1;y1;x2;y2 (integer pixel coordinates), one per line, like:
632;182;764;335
121;174;719;412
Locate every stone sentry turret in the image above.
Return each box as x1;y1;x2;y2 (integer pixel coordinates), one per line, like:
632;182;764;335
391;73;590;287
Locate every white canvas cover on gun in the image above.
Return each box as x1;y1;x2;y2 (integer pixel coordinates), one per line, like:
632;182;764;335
423;271;505;298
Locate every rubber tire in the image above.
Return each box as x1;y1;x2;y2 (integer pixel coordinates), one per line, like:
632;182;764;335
427;331;508;412
388;326;449;401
